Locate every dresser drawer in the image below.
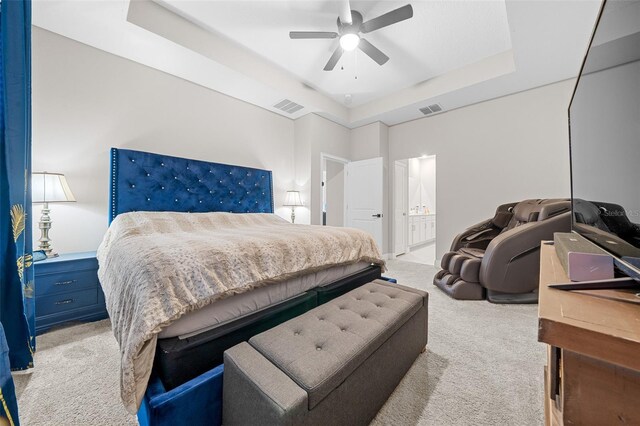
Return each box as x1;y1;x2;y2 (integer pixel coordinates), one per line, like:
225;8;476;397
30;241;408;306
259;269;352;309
36;269;98;298
36;288;99;317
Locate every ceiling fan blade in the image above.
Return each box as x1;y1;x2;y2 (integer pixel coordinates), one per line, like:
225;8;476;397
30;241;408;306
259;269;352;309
361;4;413;34
289;31;338;39
324;46;344;71
358;39;389;66
339;0;352;24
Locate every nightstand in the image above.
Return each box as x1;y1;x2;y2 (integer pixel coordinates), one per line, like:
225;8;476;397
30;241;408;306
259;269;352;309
34;251;108;335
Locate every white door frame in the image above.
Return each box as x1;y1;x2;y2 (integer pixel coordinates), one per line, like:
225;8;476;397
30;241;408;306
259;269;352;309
320;153;349;226
393;160;409;256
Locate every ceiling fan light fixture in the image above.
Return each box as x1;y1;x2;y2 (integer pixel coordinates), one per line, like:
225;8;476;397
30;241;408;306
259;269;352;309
339;33;360;51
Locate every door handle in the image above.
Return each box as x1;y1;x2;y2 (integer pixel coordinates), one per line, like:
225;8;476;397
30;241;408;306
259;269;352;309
372;213;382;218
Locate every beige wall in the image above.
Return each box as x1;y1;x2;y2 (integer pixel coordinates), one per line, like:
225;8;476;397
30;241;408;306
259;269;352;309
389;80;575;261
293;114;351;226
32;27;295;252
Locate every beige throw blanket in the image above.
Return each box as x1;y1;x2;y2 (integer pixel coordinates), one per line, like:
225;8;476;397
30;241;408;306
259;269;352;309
97;211;385;413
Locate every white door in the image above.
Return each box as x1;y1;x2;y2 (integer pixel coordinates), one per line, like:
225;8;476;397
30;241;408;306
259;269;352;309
394;161;408;255
346;157;384;251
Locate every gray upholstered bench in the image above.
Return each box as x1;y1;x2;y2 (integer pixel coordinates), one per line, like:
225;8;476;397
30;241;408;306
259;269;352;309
223;279;428;426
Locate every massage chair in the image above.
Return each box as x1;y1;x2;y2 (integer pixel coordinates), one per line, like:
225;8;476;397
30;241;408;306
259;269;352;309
433;199;571;303
574;199;640;247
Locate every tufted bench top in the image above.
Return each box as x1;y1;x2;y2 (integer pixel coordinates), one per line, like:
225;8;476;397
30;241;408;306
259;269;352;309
248;279;427;410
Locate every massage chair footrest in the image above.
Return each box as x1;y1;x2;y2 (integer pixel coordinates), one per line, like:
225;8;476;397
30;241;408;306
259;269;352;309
433;273;485;300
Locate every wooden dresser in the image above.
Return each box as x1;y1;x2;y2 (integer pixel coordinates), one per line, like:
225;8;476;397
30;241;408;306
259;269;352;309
538;243;640;425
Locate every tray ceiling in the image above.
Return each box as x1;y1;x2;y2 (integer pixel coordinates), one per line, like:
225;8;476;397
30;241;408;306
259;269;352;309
159;0;513;107
33;0;602;127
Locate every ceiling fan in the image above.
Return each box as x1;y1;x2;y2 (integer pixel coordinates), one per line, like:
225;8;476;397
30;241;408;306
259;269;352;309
289;2;414;71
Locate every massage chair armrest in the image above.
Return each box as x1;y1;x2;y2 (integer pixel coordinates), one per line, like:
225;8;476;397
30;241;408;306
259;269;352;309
479;212;571;293
450;218;495;251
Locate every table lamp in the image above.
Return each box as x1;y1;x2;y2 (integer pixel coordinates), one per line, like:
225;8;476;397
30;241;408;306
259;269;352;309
32;172;76;257
283;191;303;223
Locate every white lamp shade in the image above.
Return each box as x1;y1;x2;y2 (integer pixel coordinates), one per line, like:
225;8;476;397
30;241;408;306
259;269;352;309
32;172;76;203
283;190;303;207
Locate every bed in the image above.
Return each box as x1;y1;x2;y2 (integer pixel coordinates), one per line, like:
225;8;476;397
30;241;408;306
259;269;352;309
100;148;384;414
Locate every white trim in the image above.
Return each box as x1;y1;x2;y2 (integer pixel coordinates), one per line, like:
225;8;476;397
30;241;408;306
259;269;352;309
320;153;349;164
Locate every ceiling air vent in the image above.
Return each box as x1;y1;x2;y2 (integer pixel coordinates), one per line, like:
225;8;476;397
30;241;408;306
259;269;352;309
273;99;304;114
419;103;443;116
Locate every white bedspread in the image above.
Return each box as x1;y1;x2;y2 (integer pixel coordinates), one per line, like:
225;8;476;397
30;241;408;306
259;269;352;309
97;211;384;413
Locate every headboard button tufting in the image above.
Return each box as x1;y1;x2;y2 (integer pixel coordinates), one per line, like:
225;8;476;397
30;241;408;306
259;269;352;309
109;148;274;222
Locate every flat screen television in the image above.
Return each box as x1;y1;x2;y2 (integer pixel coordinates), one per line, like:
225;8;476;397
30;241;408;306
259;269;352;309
569;0;640;282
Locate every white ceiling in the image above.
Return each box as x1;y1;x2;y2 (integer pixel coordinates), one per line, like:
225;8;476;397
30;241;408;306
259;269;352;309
159;0;513;107
32;0;603;128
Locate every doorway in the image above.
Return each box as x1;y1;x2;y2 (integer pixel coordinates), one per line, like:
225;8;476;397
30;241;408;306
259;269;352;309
394;155;437;266
321;154;348;227
321;154;385;252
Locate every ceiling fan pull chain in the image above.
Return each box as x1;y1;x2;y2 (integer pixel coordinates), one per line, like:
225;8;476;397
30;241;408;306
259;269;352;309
354;48;359;80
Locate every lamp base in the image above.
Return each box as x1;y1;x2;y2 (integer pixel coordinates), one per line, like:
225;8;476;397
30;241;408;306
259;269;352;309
290;208;296;224
38;202;56;257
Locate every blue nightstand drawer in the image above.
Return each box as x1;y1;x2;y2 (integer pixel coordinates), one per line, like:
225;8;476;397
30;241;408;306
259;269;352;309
35;251;108;335
36;269;98;298
36;288;99;317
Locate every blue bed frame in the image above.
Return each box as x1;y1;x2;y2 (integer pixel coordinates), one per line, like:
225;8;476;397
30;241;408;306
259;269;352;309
109;148;274;222
109;148;383;426
110;148;275;426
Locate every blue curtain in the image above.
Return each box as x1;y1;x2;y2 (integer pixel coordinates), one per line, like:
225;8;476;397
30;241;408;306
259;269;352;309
0;0;35;381
0;324;20;425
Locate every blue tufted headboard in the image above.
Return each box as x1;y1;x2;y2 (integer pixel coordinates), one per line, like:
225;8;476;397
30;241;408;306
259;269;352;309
109;148;274;222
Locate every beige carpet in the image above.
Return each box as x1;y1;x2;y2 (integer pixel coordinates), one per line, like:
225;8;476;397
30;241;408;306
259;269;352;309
14;260;544;425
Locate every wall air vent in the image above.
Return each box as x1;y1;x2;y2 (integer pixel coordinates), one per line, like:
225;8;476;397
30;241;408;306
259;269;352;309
273;99;304;114
419;103;443;116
